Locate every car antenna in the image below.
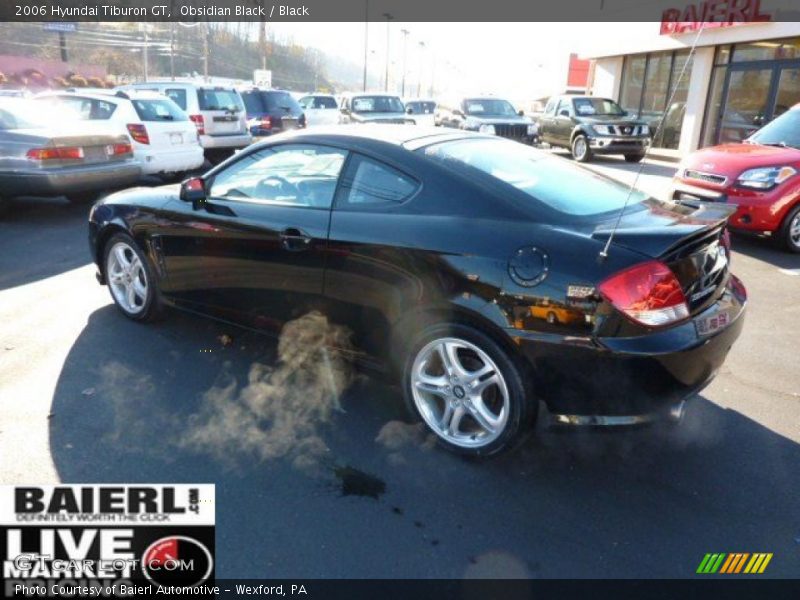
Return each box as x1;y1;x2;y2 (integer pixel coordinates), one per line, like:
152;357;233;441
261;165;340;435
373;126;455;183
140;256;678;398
598;22;707;263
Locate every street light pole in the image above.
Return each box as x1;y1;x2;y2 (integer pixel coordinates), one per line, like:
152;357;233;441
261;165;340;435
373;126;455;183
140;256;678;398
362;0;369;92
383;13;393;92
400;28;409;97
417;41;425;97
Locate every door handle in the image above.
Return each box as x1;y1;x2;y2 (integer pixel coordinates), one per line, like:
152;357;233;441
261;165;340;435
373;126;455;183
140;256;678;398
280;227;312;251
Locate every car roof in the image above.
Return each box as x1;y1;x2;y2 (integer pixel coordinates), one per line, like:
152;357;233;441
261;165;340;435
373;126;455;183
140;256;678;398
343;92;402;98
270;124;478;149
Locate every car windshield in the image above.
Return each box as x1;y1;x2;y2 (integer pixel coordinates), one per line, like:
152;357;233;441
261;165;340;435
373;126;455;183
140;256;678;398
132;98;188;122
572;97;626;116
424;137;647;217
748;108;800;149
351;96;404;113
198;89;243;112
406;101;436;114
464;99;517;117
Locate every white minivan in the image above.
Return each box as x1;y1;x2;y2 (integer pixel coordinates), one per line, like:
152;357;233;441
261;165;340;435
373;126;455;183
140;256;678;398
36;90;204;177
118;82;251;160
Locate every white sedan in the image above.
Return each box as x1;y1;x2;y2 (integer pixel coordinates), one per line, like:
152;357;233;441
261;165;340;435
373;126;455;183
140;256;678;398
298;94;340;127
35;90;204;177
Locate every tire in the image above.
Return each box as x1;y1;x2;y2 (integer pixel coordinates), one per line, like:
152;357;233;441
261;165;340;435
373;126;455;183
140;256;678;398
777;204;800;253
571;134;592;162
402;323;535;457
624;153;645;163
103;232;163;322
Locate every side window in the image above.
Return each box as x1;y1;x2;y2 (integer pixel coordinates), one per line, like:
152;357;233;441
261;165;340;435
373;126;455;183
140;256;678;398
544;98;556;115
337;155;419;209
298;96;310;109
208;144;347;209
556;99;571;116
165;89;187;111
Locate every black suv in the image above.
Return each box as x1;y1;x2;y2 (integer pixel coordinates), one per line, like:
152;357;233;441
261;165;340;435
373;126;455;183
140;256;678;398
537;95;651;163
239;88;306;137
436;97;536;144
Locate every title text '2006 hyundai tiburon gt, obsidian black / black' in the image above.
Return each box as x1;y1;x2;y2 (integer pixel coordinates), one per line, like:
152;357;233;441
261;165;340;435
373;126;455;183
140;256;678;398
88;125;746;456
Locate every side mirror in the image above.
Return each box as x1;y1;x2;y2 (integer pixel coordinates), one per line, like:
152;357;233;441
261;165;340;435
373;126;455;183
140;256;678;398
558;109;570;117
518;109;524;117
406;107;414;114
180;177;206;207
454;109;465;118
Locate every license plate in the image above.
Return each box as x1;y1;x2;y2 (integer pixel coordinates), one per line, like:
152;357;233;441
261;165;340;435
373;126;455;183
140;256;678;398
695;311;730;336
170;133;183;145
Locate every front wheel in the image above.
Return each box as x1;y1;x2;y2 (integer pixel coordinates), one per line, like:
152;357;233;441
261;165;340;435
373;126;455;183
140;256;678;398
777;204;800;253
624;153;645;163
402;323;535;457
103;233;162;321
571;134;592;162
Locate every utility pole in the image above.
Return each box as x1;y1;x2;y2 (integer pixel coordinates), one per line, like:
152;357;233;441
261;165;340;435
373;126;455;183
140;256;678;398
362;0;369;92
203;23;209;82
169;22;175;81
417;41;425;97
428;50;436;97
383;13;393;92
400;28;409;97
142;24;149;82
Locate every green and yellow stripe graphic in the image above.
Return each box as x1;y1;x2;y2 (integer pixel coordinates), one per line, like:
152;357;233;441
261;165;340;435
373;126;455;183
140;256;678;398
696;552;772;574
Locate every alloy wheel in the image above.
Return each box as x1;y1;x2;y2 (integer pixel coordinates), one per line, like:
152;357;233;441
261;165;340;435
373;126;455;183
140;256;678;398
573;137;587;160
106;242;148;315
790;212;800;249
410;337;510;449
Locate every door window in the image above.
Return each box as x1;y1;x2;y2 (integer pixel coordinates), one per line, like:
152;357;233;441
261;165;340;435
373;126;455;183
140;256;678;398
556;99;571;116
336;154;419;209
208;144;347;209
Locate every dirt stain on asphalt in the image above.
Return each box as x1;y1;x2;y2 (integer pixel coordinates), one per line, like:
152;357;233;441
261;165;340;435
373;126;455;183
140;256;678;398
333;465;386;500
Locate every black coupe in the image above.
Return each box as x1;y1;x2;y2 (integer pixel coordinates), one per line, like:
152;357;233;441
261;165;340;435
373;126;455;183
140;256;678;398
88;125;746;456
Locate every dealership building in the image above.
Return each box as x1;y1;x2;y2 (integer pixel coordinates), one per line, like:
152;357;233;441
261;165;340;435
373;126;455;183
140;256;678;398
587;19;800;156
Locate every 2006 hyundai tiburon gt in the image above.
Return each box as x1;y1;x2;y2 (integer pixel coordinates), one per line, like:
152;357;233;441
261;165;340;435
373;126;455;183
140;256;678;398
88;125;746;456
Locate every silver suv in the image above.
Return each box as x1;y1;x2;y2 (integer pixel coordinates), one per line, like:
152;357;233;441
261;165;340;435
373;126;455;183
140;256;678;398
118;81;251;159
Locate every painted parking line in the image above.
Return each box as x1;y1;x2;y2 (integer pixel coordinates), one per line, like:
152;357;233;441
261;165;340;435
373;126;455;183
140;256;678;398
778;268;800;276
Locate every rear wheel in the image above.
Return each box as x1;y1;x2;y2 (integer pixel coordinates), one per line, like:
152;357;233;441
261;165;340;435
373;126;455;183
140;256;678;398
624;153;645;163
103;233;162;321
402;323;535;457
777;204;800;253
571;134;592;162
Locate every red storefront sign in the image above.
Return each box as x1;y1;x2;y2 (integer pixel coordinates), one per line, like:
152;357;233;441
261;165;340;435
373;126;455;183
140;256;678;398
660;0;771;35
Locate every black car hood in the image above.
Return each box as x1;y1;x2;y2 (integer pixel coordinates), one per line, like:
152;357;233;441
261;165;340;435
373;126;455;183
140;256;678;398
102;184;180;210
591;199;735;257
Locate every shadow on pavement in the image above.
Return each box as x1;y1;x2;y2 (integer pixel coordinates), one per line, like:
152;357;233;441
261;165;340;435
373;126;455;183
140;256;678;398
0;197;94;291
731;232;800;270
49;305;800;578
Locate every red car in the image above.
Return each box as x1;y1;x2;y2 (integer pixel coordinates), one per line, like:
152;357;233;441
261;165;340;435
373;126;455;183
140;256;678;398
672;104;800;252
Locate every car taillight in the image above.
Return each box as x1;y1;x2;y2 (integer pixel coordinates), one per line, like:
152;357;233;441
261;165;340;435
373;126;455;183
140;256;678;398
598;260;689;328
109;142;132;156
260;115;273;129
189;114;205;135
127;123;150;145
26;146;84;160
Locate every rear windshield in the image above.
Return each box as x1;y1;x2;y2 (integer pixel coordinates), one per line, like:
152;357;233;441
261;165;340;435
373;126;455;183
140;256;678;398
424;137;647;217
241;90;302;115
132;98;188;122
748;108;800;149
38;96;117;120
351;96;404;114
198;89;244;112
0;101;78;129
406;101;436;114
165;88;187;110
300;95;337;109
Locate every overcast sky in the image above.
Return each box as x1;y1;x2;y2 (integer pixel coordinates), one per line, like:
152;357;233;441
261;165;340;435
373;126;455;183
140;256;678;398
268;22;665;99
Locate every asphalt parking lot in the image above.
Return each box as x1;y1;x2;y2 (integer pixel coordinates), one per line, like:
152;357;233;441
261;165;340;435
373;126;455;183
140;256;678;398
1;156;799;579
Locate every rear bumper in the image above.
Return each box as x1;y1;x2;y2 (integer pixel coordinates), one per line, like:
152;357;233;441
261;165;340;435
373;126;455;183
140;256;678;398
199;133;252;149
588;135;650;154
512;275;746;420
136;146;205;175
0;162;142;197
